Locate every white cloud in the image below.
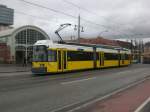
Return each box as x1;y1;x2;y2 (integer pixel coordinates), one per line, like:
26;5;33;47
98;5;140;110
0;0;150;40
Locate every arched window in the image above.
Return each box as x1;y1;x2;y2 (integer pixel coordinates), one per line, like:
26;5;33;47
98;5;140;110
15;29;46;45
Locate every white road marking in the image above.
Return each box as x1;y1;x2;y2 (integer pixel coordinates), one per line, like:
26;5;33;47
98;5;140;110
52;76;150;112
61;77;96;85
67;76;150;112
134;97;150;112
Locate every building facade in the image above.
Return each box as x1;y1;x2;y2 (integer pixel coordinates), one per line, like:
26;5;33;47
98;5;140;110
0;4;14;31
143;42;150;64
77;37;131;49
0;25;50;64
0;43;10;63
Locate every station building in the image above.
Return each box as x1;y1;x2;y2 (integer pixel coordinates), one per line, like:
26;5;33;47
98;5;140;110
0;25;50;64
0;4;14;31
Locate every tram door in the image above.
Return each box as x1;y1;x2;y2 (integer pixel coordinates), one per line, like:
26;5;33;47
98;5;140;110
122;54;125;64
118;50;121;66
100;52;104;67
57;49;67;72
119;53;121;66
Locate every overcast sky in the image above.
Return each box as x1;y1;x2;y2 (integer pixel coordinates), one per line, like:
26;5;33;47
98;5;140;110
0;0;150;41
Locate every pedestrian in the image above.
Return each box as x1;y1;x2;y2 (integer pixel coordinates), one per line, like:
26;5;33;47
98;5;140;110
23;56;26;67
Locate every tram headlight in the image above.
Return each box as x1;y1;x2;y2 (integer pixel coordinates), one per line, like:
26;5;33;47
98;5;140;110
40;64;44;67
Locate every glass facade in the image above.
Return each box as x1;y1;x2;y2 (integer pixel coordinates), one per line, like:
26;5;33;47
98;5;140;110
14;28;48;64
0;37;7;43
0;5;14;25
15;29;46;45
0;26;49;64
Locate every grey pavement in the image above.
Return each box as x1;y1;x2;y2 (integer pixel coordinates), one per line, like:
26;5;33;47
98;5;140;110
141;100;150;112
0;64;150;112
0;64;31;73
0;64;32;77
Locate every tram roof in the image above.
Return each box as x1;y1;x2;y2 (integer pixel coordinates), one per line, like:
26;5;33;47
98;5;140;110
61;42;129;51
34;40;130;52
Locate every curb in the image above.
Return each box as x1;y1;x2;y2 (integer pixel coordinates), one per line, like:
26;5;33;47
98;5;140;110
52;76;150;112
0;70;31;73
134;97;150;112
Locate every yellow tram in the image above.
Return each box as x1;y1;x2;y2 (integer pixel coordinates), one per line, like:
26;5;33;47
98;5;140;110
32;40;131;74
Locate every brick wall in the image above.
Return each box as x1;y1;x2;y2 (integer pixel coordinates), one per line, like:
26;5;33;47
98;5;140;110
0;43;10;63
78;37;131;48
143;43;150;64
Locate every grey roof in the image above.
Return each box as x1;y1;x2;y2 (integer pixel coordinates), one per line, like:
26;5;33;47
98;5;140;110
0;28;14;37
0;25;50;39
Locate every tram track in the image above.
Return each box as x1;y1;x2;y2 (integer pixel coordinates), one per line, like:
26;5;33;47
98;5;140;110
0;64;150;112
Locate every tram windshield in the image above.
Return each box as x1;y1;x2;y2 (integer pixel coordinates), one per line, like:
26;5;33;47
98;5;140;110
33;45;47;62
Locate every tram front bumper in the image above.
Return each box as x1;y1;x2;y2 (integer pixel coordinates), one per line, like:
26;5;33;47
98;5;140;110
31;67;47;74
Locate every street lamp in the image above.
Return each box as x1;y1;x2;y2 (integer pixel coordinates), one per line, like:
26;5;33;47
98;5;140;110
74;25;84;32
74;24;84;43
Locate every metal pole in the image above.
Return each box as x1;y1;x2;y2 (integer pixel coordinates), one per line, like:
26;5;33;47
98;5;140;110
25;29;28;66
78;14;80;43
131;39;133;64
139;39;142;63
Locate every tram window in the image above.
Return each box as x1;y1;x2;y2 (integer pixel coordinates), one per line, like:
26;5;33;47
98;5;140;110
125;54;129;60
33;45;47;62
67;51;93;61
104;53;118;60
121;54;125;60
96;52;99;60
48;50;57;62
113;53;119;60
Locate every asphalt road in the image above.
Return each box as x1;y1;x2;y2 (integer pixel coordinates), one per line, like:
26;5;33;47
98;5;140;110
0;64;150;112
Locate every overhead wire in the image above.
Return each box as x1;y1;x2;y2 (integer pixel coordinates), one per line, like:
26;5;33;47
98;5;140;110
26;0;135;40
62;0;128;28
61;0;129;37
15;11;57;23
1;0;134;39
62;0;99;16
18;0;111;29
19;0;78;19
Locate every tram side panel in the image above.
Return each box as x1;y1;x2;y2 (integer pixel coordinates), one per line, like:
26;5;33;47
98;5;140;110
103;52;119;68
32;44;131;74
66;50;94;71
96;52;104;68
124;54;131;66
120;53;130;66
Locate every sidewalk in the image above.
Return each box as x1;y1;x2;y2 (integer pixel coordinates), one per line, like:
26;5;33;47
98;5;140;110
0;64;32;77
0;64;31;73
78;78;150;112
